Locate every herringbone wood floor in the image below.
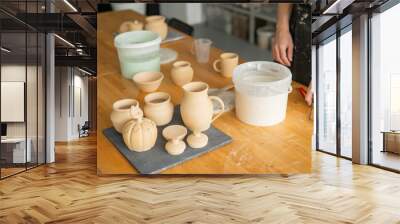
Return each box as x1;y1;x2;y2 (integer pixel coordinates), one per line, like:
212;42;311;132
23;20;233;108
1;135;400;224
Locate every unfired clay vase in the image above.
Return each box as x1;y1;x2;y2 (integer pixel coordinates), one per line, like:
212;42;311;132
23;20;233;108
213;52;239;78
132;71;164;92
144;92;174;126
162;125;187;155
170;61;194;87
110;99;139;133
122;105;157;152
180;82;225;148
119;20;144;33
145;15;168;40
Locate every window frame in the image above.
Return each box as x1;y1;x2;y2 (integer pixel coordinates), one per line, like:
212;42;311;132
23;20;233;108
315;24;353;160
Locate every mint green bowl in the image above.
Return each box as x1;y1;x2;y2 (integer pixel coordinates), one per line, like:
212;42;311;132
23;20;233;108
114;31;162;79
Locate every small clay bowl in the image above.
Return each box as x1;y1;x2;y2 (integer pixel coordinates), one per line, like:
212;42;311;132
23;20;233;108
162;125;188;155
133;71;164;93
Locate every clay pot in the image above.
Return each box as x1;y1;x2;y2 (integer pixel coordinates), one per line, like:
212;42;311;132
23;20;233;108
144;92;174;126
110;99;139;133
213;52;239;78
133;71;164;93
122;106;157;152
162;125;187;155
119;20;143;33
170;61;194;87
180;81;225;148
145;15;168;40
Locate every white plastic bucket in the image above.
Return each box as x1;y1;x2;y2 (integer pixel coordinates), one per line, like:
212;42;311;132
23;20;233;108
114;30;162;79
232;61;292;126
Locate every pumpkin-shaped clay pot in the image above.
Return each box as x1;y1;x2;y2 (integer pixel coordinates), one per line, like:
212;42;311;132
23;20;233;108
122;106;158;152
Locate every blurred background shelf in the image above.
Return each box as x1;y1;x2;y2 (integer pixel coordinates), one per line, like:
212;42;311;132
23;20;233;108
204;3;276;45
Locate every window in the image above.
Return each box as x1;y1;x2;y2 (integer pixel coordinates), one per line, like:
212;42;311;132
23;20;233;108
370;2;400;171
339;28;352;158
317;35;337;154
316;25;353;159
0;2;47;179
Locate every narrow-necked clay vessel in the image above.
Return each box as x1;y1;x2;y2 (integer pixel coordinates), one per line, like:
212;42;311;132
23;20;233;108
132;71;164;93
170;61;194;87
122;106;157;152
180;82;225;148
119;20;143;33
110;99;139;133
162;125;187;155
145;15;168;40
144;92;174;126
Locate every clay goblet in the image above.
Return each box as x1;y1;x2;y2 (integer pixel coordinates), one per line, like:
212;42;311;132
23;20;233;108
162;125;187;155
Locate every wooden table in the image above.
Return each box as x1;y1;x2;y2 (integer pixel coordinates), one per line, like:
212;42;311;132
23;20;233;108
97;10;312;175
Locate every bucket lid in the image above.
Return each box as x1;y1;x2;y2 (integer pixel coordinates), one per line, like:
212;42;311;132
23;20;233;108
114;30;162;49
233;61;292;95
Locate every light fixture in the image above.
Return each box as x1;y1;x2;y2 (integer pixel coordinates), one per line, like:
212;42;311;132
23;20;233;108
63;0;78;12
1;47;11;53
77;67;93;76
54;34;75;48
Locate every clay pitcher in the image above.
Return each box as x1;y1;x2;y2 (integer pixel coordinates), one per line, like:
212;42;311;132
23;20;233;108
145;15;168;40
180;81;225;148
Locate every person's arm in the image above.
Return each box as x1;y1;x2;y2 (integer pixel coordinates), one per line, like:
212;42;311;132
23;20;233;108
305;81;313;106
273;4;293;67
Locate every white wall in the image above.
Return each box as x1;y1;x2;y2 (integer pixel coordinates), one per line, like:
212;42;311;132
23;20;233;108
160;3;204;25
111;3;146;14
1;65;35;138
54;67;70;141
1;64;46;164
54;67;89;141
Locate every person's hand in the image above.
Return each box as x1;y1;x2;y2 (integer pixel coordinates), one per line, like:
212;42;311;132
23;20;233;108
272;28;293;67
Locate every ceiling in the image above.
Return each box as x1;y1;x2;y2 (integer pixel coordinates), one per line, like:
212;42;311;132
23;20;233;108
312;0;391;43
0;0;101;74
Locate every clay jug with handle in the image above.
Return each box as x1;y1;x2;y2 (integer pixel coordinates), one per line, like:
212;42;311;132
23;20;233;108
180;81;225;148
145;16;168;40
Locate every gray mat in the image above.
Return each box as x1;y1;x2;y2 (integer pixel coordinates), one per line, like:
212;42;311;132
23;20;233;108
103;107;232;174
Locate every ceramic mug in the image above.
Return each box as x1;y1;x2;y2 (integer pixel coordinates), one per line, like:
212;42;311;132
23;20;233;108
213;53;239;78
144;92;174;126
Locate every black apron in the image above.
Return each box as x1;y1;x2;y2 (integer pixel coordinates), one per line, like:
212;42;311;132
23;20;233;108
289;4;312;86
